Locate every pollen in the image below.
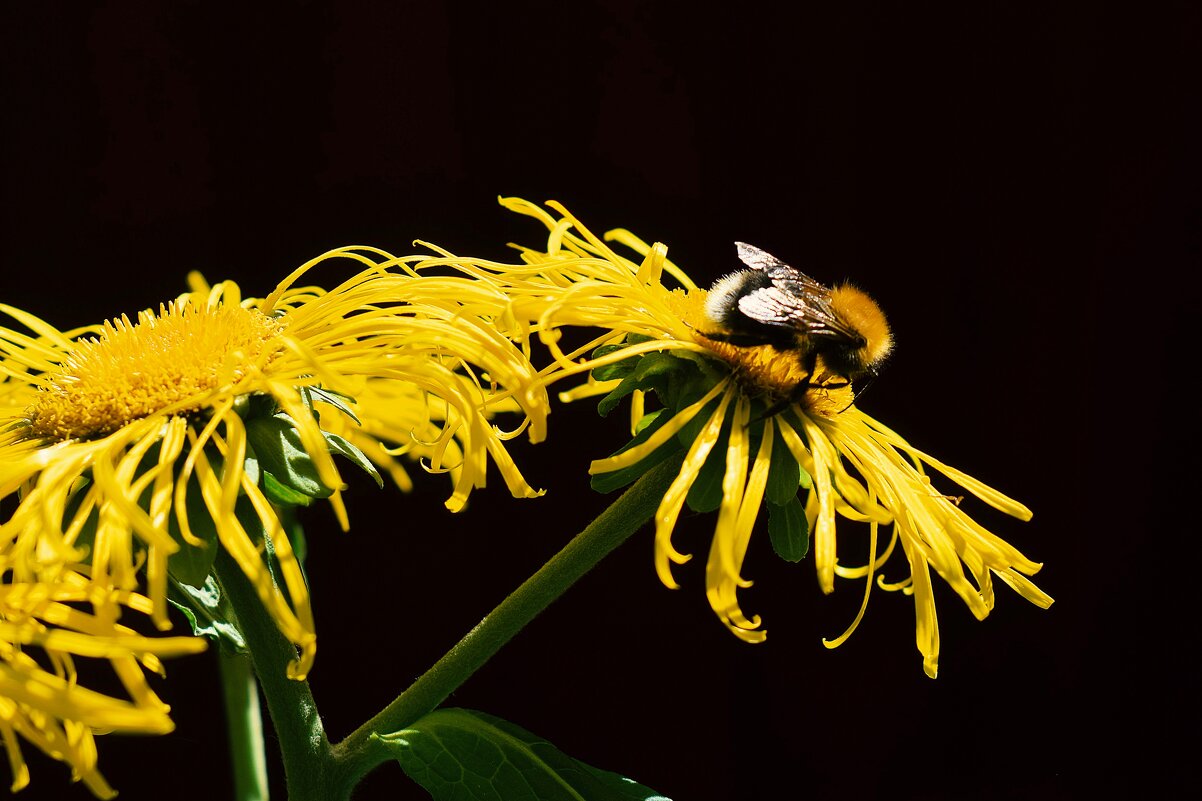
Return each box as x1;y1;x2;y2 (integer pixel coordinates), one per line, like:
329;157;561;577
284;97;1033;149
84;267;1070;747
27;301;284;441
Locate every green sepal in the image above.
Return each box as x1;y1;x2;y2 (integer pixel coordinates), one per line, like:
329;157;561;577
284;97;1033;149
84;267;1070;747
674;395;720;448
261;470;315;507
657;351;727;412
589;344;640;383
241;441;261;490
244;400;382;506
245;412;333;501
798;462;813;490
633;408;663;435
590;334;654;383
684;416;732;514
322;431;383;488
246;391;281;420
773;411;814;490
596;346;722;418
596;352;679;417
302;385;362;425
764;429;802;505
61;475;99;556
590;411;683;494
165;471;221;589
167;575;248;655
767;496;809;562
274;503;308;565
377;708;671;801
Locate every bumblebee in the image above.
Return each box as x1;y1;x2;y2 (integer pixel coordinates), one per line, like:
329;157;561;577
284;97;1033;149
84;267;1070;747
701;242;893;399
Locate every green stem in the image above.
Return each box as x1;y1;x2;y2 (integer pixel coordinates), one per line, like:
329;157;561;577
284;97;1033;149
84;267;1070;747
328;453;683;795
219;650;271;801
214;549;330;801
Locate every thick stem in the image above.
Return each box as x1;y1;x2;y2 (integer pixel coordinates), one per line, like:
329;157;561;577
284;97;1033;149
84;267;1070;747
328;454;683;794
214;549;331;801
219;650;271;801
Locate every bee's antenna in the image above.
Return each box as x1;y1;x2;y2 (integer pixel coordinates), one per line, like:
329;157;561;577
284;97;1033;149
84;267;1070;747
852;374;878;405
837;369;879;414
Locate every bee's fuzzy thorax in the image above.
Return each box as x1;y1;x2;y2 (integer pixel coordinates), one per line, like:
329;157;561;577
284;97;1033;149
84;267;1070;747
829;283;892;367
703;270;763;327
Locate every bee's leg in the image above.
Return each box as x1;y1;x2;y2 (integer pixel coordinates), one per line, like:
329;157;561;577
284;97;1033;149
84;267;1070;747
753;397;793;422
751;375;813;423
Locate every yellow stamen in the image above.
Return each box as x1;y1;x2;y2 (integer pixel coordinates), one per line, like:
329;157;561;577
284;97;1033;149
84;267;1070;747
27;303;282;441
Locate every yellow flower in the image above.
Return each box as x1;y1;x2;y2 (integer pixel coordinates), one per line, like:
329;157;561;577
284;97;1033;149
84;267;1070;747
1;259;549;688
1;575;205;798
414;197;1052;676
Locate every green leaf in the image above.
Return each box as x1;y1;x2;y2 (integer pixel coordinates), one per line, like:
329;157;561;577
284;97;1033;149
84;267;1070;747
245;413;332;500
167;576;247;654
767;497;809;562
378;708;671;801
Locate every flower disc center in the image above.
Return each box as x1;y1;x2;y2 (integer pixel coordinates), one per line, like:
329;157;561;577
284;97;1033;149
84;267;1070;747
28;302;283;441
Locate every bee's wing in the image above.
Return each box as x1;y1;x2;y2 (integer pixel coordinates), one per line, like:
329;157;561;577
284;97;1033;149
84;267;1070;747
733;242;862;344
736;241;791;273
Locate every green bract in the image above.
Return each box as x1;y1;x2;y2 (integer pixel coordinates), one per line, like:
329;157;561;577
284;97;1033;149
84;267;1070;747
589;340;812;562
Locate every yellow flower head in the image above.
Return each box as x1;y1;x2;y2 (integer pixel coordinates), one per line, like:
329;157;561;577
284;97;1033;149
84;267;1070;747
1;259;548;677
415;197;1052;677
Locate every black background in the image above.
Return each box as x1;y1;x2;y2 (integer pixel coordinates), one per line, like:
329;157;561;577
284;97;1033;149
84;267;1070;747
2;2;1196;800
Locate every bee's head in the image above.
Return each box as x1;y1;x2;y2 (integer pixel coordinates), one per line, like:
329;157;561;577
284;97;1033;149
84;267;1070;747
828;283;893;375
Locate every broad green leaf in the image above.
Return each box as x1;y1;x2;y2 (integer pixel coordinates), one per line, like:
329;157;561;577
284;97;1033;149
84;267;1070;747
767;497;809;562
378;708;671;801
